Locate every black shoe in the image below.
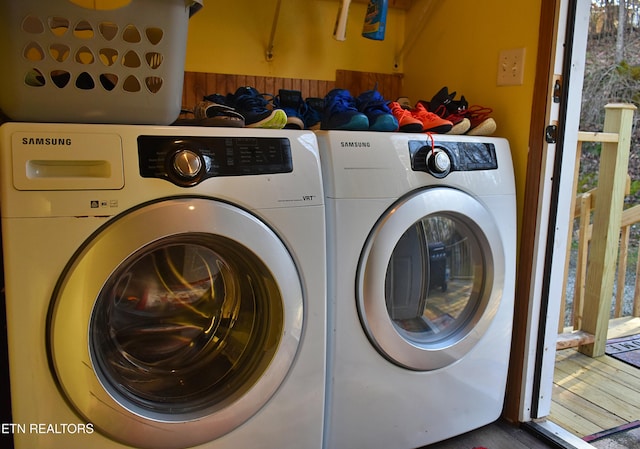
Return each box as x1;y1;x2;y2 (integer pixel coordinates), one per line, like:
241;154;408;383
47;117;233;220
303;97;324;130
222;87;287;128
275;89;306;129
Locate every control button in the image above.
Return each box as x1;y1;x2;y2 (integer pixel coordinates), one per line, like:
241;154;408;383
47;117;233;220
428;150;451;176
172;149;202;180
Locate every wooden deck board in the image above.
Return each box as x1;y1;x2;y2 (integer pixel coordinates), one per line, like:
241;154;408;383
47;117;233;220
549;317;640;438
551;383;627;431
549;395;604;437
549;347;640;438
555;356;640;411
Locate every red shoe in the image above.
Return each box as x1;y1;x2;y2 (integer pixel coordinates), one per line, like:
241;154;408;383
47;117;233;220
411;103;453;133
420;87;470;134
388;101;424;132
420;101;470;135
464;104;497;135
448;95;496;135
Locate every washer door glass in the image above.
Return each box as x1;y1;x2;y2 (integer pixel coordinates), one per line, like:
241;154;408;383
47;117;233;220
90;233;282;415
48;198;303;449
358;187;505;371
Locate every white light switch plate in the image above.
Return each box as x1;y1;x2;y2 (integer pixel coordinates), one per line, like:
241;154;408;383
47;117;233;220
497;47;526;86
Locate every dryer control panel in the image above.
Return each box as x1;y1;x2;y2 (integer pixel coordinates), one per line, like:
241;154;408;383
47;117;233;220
408;140;498;178
138;135;293;187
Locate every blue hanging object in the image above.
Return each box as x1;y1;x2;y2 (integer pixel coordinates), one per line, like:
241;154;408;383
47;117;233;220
362;0;388;41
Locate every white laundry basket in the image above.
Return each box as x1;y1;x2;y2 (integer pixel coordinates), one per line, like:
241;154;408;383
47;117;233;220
0;0;202;125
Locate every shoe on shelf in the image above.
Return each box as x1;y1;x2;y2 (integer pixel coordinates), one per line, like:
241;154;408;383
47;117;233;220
356;87;399;132
410;103;453;133
422;100;470;135
420;87;470;135
395;96;413;110
303;97;324;130
427;86;455;109
275;89;306;130
201;92;228;105
218;86;287;129
388;101;423;132
321;89;369;131
446;93;497;136
192;100;245;127
463;103;497;136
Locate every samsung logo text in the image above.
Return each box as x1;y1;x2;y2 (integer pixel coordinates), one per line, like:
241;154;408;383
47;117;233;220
22;137;72;146
340;141;371;148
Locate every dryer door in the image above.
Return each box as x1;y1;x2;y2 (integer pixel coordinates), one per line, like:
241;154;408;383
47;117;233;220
48;197;303;449
357;187;505;371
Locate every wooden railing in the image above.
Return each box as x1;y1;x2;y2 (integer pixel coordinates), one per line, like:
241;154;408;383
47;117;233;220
557;103;637;357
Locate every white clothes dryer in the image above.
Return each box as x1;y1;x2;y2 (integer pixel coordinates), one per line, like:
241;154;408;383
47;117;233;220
316;131;516;449
0;123;326;449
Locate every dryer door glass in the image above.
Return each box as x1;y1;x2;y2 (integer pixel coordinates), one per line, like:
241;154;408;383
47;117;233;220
385;215;483;344
358;187;505;371
90;233;283;415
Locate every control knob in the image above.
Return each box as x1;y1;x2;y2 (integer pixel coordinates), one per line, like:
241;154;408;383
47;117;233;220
427;149;451;177
171;149;202;182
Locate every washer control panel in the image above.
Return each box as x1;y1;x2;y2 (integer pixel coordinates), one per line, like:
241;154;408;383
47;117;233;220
138;135;293;186
408;140;498;178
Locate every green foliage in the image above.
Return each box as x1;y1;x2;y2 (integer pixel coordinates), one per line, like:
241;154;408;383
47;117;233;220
616;60;640;81
630;179;640;196
577;171;598;194
583;141;601;156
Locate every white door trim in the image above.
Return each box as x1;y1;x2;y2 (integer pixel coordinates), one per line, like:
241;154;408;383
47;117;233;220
519;0;591;422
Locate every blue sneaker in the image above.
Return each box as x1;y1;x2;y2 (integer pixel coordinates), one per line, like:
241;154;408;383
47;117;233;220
356;87;399;132
224;86;287;129
275;89;306;129
321;89;369;130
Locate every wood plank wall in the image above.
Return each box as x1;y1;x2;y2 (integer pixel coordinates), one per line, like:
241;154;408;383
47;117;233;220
336;69;404;102
181;70;404;113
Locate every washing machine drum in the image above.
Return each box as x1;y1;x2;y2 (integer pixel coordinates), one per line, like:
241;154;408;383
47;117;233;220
47;198;303;449
357;187;506;371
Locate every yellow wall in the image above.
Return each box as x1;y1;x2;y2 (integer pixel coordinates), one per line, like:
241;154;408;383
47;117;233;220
402;0;542;225
185;0;405;80
184;0;544;226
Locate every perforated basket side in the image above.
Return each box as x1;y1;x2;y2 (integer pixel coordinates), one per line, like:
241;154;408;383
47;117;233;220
0;0;194;125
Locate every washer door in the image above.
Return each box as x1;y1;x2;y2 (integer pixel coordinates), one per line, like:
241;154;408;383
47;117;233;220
357;187;505;371
48;198;303;449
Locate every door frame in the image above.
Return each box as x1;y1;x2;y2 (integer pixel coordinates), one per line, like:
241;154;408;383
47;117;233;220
505;0;591;431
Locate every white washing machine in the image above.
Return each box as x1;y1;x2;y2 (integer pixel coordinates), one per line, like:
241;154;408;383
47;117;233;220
0;122;326;449
316;131;516;449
